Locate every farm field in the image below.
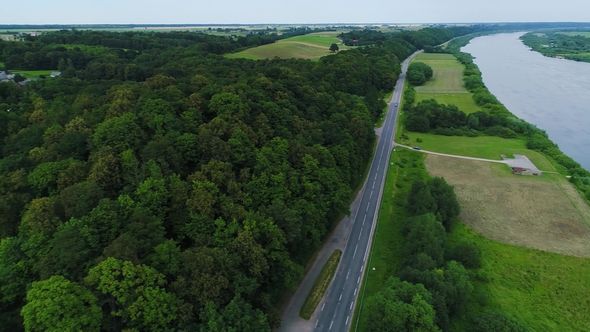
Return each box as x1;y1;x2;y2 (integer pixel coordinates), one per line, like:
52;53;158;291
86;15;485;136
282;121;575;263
226;32;347;60
412;53;467;94
415;93;480;114
398;132;556;171
425;154;590;257
448;223;590;332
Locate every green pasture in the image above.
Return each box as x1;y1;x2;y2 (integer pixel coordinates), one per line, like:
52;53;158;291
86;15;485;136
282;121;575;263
448;223;590;332
398;133;556;171
226;42;333;60
415;93;480;114
412;53;467;94
286;33;347;48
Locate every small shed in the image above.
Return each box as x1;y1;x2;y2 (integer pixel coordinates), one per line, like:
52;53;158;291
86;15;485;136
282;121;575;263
50;72;61;78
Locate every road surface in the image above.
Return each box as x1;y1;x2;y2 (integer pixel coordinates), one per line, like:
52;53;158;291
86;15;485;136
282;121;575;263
312;51;420;332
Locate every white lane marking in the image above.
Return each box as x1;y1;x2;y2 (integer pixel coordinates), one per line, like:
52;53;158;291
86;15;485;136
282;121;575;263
364;244;370;262
363;215;366;225
358;228;363;240
366;202;370;211
377;164;380;171
346;270;350;279
357;277;360;283
353;244;358;259
350;302;354;310
372;181;375;189
346;316;350;325
374;173;377;180
329;321;333;330
370;190;373;199
339;293;342;301
316;320;319;327
322;303;326;311
354;288;357;296
361;265;363;272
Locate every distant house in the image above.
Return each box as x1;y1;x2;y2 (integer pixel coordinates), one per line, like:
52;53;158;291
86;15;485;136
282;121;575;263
512;167;541;176
50;71;61;78
0;71;9;82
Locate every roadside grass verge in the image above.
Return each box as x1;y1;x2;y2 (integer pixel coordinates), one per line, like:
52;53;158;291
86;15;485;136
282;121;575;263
352;149;429;331
448;222;590;332
299;249;343;320
398;132;557;172
415;93;480;114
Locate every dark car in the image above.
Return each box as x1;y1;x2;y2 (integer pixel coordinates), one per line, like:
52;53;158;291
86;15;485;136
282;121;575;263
413;146;421;150
394;103;398;107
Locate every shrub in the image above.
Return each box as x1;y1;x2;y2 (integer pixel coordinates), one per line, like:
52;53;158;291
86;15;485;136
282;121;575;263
447;242;482;269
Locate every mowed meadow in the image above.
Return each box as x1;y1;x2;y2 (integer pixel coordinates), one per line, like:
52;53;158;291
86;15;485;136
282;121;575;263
411;53;480;113
226;32;350;60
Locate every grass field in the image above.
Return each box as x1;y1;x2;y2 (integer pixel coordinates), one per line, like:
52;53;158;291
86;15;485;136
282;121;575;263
353;149;428;331
425;154;590;258
227;32;348;60
10;70;56;78
299;249;342;320
559;32;590;38
415;93;480;114
398;132;557;171
448;223;590;332
412;53;467;94
285;32;348;48
226;42;332;60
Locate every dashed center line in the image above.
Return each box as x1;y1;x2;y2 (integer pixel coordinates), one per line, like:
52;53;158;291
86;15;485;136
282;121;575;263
346;316;350;325
353;244;358;259
322;303;326;311
350;302;354;310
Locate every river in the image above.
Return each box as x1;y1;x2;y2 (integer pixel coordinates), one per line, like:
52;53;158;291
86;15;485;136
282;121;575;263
461;32;590;171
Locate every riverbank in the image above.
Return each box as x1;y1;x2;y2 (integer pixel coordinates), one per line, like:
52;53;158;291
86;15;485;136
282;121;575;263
355;34;590;331
521;30;590;63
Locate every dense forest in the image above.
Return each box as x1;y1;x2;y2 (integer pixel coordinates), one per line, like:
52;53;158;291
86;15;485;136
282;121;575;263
0;26;486;331
521;30;590;62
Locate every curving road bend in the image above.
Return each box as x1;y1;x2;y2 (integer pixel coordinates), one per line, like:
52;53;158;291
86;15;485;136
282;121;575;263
312;51;420;332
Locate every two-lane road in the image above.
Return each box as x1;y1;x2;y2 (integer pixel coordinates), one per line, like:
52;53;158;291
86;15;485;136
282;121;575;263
313;51;420;332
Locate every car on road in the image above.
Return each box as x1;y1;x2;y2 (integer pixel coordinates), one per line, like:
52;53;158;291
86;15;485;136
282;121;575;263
413;146;421;150
394;103;398;107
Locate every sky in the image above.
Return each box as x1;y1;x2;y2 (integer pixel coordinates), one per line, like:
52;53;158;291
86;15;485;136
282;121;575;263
4;0;590;24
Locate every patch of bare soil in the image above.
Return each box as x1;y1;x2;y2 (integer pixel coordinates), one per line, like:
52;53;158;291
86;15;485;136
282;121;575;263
425;154;590;257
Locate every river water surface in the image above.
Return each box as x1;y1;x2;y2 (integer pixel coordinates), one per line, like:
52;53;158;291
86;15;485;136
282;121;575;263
461;32;590;170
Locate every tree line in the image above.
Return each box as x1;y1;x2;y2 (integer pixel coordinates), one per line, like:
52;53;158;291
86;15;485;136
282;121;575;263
0;26;477;331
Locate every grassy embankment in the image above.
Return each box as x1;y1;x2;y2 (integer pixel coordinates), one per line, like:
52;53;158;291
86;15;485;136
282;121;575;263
355;51;590;331
299;250;342;320
226;32;349;61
